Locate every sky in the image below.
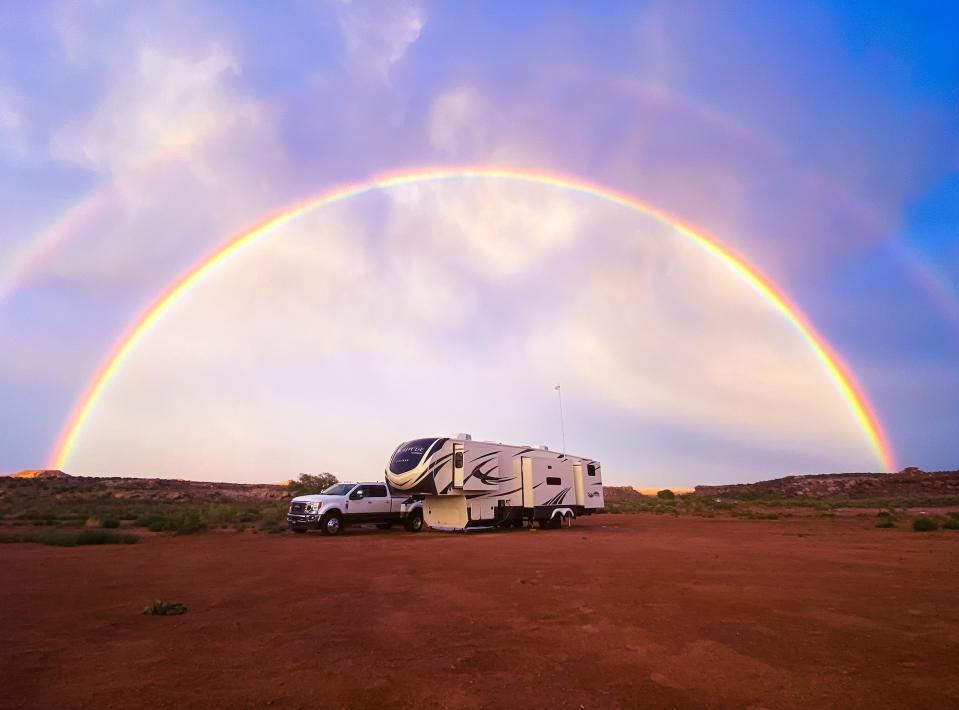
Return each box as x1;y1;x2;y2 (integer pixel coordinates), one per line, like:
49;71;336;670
0;0;956;488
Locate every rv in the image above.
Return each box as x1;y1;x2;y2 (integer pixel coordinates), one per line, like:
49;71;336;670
385;435;604;530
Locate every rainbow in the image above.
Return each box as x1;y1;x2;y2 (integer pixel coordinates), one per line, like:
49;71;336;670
48;166;897;471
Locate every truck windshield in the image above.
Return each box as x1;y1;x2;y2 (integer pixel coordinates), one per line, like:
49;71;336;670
321;484;354;496
389;438;440;473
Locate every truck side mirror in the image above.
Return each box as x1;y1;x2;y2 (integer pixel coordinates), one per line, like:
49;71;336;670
350;488;364;500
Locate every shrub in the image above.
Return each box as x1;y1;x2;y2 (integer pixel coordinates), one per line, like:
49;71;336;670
875;519;895;528
656;489;675;500
288;473;339;497
205;503;242;526
0;529;138;546
163;510;205;535
942;518;959;530
101;518;120;529
259;504;286;533
912;517;939;532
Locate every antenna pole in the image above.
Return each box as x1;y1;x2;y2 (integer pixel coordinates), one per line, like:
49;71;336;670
555;385;566;455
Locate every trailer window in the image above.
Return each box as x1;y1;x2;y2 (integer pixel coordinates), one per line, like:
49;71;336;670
368;485;387;498
546;476;561;486
390;438;440;473
587;464;596;477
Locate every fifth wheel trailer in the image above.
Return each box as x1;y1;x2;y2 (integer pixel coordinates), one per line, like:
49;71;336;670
384;435;604;530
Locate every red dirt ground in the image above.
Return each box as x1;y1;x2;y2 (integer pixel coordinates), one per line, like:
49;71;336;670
2;515;957;709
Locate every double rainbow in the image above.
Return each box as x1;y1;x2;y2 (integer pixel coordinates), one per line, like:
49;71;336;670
48;167;896;471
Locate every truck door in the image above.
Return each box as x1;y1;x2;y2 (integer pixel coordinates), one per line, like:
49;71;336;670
453;443;465;488
366;484;392;517
521;456;534;508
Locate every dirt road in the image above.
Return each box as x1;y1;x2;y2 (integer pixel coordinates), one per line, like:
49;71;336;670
2;515;957;708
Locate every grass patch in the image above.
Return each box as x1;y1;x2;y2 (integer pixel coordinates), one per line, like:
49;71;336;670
0;529;139;546
912;517;939;532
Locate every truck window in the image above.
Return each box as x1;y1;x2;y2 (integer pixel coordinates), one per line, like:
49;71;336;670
587;464;596;476
546;476;561;486
350;486;365;499
368;485;387;498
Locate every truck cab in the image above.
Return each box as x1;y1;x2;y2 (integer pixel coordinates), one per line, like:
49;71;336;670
287;482;424;536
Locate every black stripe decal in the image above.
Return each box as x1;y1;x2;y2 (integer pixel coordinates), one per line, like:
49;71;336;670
468;451;500;465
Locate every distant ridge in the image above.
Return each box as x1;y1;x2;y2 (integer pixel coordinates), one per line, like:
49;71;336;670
5;469;71;479
692;468;959;499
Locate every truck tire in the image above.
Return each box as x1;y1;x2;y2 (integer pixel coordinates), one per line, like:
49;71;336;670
320;511;343;536
404;509;424;532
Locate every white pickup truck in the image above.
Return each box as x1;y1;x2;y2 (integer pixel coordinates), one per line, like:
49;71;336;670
287;482;424;536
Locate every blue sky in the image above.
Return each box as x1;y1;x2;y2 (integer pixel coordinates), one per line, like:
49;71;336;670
0;1;956;486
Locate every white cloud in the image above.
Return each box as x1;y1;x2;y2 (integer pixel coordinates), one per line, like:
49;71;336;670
386;180;583;277
332;0;425;78
50;43;258;175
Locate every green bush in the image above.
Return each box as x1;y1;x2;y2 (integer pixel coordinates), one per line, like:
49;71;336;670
101;518;120;529
288;473;338;497
942;518;959;530
912;517;939;532
0;529;138;546
259;504;286;533
656;489;675;500
163;510;206;534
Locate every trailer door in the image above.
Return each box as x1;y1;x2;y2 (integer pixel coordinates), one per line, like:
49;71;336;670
521;456;534;508
573;463;585;506
453;443;465;488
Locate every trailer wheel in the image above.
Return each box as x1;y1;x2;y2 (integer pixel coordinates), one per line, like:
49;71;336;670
539;516;558;530
404;510;424;532
320;511;343;536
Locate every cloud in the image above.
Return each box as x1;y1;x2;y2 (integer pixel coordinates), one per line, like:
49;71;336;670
50;44;258;175
331;0;425;78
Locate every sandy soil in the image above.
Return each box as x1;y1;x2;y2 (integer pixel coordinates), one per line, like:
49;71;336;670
1;515;957;709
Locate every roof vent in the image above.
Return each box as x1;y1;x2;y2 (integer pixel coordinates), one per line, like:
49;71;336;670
457;433;472;441
541;445;549;451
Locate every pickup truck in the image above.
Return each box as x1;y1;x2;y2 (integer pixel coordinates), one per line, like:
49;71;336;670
287;482;424;536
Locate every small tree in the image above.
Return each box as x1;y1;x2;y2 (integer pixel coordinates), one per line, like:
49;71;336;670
288;473;338;497
656;489;675;500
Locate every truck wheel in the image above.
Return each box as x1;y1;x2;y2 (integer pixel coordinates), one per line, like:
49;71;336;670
320;512;343;536
404;510;424;532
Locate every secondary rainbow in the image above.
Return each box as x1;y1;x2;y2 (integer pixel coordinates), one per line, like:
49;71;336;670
48;166;897;471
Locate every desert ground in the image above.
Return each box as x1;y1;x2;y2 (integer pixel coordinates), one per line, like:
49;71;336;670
2;514;957;709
